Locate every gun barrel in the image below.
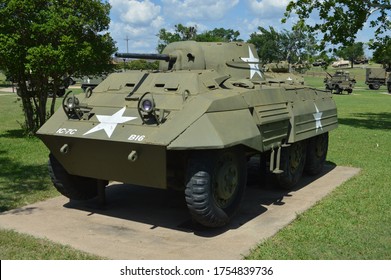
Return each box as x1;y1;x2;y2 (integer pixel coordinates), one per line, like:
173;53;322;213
115;53;176;62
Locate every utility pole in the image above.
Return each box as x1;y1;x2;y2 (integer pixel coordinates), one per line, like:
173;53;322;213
124;35;130;53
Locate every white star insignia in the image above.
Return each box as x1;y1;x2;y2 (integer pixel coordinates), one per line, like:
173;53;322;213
84;107;137;138
241;46;263;79
313;104;323;133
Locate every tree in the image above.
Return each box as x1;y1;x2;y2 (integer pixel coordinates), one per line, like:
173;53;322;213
157;24;198;53
0;0;116;135
334;42;365;68
283;0;391;49
248;26;316;64
280;26;317;64
157;24;241;53
248;27;284;64
371;37;391;69
196;28;241;42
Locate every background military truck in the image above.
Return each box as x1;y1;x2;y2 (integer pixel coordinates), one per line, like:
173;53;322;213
365;68;388;90
324;70;356;94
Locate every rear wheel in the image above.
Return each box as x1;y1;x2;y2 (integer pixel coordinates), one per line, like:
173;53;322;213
305;133;329;175
185;148;247;227
48;153;102;200
275;141;306;190
372;83;380;90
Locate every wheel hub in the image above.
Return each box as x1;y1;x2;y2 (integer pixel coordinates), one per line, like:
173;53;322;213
214;161;238;208
289;143;303;173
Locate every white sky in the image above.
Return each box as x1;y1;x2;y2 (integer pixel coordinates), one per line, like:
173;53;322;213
108;0;375;54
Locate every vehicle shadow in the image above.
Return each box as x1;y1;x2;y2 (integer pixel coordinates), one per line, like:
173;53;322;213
64;159;337;237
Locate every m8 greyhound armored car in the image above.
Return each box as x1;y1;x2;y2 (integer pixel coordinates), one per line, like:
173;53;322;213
37;41;338;228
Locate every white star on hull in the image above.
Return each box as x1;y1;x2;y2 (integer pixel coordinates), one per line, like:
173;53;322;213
84;107;137;138
241;46;263;79
313;104;323;133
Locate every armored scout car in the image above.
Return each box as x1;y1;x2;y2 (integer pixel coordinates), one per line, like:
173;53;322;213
37;41;338;228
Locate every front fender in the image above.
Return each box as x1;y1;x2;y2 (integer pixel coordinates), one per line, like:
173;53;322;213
167;109;262;151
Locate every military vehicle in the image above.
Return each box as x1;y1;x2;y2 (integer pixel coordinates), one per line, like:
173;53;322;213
312;59;327;67
16;76;75;98
37;41;338;228
324;70;356;94
331;59;351;68
365;68;388;90
263;61;305;85
81;75;107;93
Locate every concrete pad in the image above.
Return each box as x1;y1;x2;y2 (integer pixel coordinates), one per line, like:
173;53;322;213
0;165;360;260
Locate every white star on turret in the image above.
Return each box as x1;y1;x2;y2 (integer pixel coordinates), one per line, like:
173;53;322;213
313;104;323;133
241;46;263;79
84;107;137;138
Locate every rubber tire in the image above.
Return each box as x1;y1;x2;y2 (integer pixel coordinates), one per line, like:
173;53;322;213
372;83;380;90
275;141;306;190
305;133;329;175
185;148;247;228
57;88;66;97
368;84;374;90
48;153;100;200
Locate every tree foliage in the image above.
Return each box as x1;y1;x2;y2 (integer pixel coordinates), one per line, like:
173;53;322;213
371;37;391;69
157;24;241;53
248;26;316;64
283;0;391;49
0;0;116;135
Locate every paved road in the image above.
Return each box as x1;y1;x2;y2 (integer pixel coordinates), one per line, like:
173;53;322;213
0;165;360;260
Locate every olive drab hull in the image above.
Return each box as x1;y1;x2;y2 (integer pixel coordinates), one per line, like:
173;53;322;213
37;41;337;228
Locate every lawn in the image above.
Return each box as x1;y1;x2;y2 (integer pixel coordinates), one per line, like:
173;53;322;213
0;70;390;259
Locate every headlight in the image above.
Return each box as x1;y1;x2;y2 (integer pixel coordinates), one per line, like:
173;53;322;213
141;98;154;113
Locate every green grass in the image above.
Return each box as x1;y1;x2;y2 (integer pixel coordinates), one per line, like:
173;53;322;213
1;72;391;259
0;229;100;259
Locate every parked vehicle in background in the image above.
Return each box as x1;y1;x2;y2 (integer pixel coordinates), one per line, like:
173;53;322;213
312;59;327;67
354;57;369;64
324;70;356;94
332;60;351;68
365;68;389;90
16;76;75;98
80;75;107;92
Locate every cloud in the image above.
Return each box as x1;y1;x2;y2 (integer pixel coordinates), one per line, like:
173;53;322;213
109;0;166;52
110;0;163;26
247;0;290;18
162;0;239;21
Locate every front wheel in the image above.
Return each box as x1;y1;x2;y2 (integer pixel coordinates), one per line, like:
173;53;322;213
185;148;247;228
372;83;380;90
48;153;103;200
